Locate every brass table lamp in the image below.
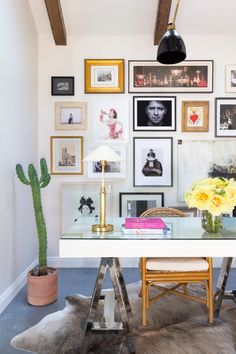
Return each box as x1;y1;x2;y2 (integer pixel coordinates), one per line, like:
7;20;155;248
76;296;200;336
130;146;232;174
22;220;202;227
84;145;121;232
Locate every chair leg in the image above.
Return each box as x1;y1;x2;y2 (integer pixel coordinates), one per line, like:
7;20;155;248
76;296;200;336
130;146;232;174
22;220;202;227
208;278;214;324
142;282;147;326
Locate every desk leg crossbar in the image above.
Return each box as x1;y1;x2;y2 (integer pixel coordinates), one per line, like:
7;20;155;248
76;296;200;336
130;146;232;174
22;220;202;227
80;257;136;354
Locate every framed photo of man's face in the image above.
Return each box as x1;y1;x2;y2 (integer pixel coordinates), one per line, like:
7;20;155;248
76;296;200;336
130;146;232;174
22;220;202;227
119;192;164;217
133;137;173;187
215;97;236;137
133;96;176;131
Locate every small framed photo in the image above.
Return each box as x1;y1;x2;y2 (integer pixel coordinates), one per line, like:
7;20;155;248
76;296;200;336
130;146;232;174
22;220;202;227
119;192;164;217
133;137;173;187
60;182;112;233
87;145;126;179
133;96;176;131
129;60;213;93
51;76;74;96
215;97;236;137
84;59;124;93
225;65;236;92
168;206;199;217
93;100;129;143
50;136;83;175
182;101;209;132
55;102;87;130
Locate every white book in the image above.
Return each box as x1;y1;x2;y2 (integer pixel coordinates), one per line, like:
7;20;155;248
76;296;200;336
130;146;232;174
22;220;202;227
121;224;171;235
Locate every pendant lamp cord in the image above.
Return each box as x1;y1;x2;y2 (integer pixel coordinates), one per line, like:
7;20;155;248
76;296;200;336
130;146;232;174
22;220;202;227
172;0;181;25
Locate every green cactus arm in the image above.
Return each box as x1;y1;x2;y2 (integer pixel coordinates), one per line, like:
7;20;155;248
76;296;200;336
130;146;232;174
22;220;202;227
16;164;30;185
39;158;51;188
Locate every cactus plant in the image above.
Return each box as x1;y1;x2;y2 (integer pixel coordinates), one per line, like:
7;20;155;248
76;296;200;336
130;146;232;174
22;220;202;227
16;158;51;276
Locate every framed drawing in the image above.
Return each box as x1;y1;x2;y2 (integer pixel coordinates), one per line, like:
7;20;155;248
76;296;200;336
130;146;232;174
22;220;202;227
225;65;236;92
87;145;126;179
50;136;83;175
133;96;176;131
84;59;124;93
177;139;236;201
128;60;213;93
55;102;87;130
182;101;209;132
133;137;173;187
119;192;164;217
60;182;112;233
51;76;74;96
215;98;236;137
93;100;129;143
168;206;199;217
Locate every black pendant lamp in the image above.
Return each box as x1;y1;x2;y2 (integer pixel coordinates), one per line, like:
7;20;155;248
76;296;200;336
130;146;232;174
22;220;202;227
157;0;186;65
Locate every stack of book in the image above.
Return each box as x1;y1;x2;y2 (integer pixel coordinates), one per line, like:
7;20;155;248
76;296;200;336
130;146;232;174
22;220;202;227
122;217;171;236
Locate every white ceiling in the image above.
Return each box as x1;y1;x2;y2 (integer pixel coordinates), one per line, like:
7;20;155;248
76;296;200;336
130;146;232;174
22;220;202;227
29;0;236;37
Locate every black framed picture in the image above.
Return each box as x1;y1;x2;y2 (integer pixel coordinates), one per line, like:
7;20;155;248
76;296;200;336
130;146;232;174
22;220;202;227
133;96;176;131
51;76;74;96
133;137;173;187
119;192;164;217
215;97;236;137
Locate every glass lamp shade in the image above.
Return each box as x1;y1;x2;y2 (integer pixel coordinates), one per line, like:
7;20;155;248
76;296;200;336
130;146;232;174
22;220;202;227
83;145;121;162
157;27;186;65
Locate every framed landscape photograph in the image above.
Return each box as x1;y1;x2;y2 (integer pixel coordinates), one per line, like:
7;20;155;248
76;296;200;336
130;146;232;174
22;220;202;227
87;145;126;179
119;192;164;217
55;102;87;130
93;100;129;143
215;97;236;137
225;65;236;92
128;60;213;93
60;182;112;233
182;101;209;132
133;137;173;187
133;96;176;131
50;136;83;175
51;76;74;96
84;59;124;93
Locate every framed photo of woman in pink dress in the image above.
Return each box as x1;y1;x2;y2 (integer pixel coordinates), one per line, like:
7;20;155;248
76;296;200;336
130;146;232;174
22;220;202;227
93;100;129;143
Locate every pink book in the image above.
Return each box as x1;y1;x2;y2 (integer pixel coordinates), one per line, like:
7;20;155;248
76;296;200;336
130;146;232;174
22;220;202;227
125;217;166;229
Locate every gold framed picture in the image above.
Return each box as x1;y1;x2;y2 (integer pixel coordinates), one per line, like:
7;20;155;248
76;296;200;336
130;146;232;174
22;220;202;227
182;101;209;132
84;59;124;93
55;102;87;130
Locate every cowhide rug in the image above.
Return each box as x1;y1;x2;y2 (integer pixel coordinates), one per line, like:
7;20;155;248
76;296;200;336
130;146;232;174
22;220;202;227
11;281;236;354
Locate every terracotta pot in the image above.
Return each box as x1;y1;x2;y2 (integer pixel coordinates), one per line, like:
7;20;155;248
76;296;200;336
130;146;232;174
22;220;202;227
27;267;58;306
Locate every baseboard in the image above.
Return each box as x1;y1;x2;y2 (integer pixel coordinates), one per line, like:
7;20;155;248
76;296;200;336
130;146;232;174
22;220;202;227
0;260;37;314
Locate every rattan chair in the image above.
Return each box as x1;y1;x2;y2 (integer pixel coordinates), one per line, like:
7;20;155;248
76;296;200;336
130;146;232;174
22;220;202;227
139;207;213;326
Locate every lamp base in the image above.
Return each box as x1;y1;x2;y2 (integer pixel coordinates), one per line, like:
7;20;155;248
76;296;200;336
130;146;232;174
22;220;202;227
92;224;113;233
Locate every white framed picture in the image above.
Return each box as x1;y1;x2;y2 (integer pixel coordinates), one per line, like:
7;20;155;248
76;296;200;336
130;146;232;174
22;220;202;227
55;102;87;130
93;100;129;143
60;182;112;233
225;65;236;92
87;145;126;179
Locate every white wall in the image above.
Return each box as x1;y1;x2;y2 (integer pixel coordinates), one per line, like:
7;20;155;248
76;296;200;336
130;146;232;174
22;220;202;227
0;0;38;304
38;34;236;262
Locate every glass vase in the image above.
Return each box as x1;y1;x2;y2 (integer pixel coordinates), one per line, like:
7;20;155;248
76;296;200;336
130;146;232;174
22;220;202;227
201;210;223;233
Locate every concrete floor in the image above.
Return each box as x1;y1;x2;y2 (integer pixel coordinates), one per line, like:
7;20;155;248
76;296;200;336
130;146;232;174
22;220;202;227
0;267;235;354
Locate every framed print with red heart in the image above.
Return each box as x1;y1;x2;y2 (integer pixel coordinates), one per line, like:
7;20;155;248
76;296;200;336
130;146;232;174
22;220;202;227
182;101;209;132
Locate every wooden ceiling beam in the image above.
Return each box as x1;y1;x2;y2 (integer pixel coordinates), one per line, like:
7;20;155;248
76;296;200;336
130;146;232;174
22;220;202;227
154;0;172;45
44;0;67;45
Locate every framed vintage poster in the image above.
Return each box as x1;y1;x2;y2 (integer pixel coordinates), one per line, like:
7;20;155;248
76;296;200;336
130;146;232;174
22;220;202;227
133;137;173;187
133;96;176;131
50;136;83;175
128;60;213;93
87;145;126;179
119;192;164;217
225;65;236;92
182;101;209;132
215;98;236;137
84;59;124;93
55;102;87;130
60;182;112;233
93;100;129;143
51;76;74;96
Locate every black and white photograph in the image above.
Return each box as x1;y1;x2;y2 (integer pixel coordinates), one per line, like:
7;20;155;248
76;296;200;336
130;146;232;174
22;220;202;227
215;98;236;137
225;65;236;92
133;137;173;187
60;182;112;233
55;102;87;130
133;96;176;131
119;192;164;217
51;76;74;96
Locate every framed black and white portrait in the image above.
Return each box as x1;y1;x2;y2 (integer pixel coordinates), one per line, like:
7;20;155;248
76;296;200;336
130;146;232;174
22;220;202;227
215;97;236;137
133;137;173;187
133;96;176;131
119;192;164;217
